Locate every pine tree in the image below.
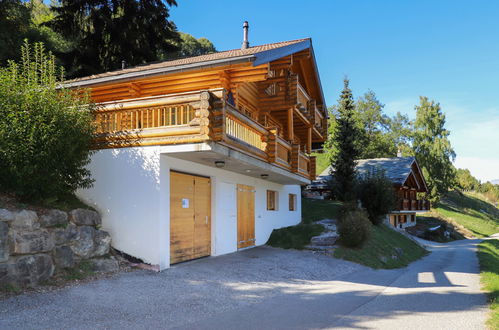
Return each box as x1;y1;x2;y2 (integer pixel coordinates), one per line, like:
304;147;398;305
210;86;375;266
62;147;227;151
413;96;456;202
50;0;180;77
330;79;361;201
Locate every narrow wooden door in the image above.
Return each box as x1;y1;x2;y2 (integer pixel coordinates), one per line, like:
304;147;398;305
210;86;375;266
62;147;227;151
237;184;255;249
192;176;211;259
170;171;211;264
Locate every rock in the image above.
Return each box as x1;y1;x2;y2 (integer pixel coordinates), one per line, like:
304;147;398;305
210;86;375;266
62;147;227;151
9;229;55;255
93;230;111;257
7;254;54;287
0;222;9;262
310;234;339;246
71;226;96;258
53;246;74;269
379;256;388;264
39;209;68;227
51;223;78;246
0;209;14;222
69;209;101;226
88;258;119;273
11;210;39;230
394;247;404;256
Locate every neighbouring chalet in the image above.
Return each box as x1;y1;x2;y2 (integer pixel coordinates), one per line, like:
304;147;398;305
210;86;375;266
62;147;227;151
309;156;430;229
67;25;327;270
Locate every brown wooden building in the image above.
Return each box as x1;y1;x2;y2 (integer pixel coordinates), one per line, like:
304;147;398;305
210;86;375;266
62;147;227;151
69;32;328;269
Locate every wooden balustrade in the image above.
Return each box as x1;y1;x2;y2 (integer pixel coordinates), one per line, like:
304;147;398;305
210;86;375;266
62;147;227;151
275;136;292;168
225;115;266;151
92;89;317;180
398;198;430;211
298;151;310;175
95;104;195;133
297;83;310;109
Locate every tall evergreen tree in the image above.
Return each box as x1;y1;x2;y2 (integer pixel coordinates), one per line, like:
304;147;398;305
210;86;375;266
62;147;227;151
330;79;361;201
413;96;456;202
50;0;180;77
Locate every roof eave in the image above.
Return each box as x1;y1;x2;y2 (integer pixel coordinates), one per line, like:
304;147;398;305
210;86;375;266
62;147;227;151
62;54;256;88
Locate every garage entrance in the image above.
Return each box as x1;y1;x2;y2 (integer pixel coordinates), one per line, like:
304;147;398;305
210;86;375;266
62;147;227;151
237;184;255;249
170;171;211;264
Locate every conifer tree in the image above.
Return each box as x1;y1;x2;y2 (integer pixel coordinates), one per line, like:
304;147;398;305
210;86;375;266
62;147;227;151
51;0;180;77
330;79;361;201
413;96;456;202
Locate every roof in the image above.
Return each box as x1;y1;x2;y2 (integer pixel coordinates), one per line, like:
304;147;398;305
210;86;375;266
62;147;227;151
319;157;418;185
65;38;311;87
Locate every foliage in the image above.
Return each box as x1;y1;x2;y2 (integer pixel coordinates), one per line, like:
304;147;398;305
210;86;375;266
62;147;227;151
329;78;360;201
413;96;456;203
386;111;414;156
337;208;372;247
456;168;481;191
50;0;180;77
334;224;428;269
357;169;397;225
267;224;324;250
163;32;216;59
0;0;68;65
301;198;342;224
62;260;95;280
355;91;395;158
435;191;499;238
0;41;95;201
477;239;499;330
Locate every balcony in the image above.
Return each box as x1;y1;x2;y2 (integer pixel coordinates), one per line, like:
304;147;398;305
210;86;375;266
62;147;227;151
93;89;316;183
398;198;430;212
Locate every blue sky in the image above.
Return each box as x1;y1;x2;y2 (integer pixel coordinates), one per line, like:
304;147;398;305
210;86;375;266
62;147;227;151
171;0;499;182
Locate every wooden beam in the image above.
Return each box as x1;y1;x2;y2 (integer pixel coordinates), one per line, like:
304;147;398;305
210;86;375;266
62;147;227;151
287;107;294;141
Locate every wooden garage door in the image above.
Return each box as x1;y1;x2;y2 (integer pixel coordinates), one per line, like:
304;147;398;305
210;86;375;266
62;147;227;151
237;184;255;249
170;171;211;264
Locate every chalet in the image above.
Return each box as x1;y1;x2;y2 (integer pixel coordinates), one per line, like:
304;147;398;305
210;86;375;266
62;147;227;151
67;23;327;270
313;156;430;228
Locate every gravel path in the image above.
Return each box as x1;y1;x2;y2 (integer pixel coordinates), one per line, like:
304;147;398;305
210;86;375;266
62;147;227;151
0;239;488;329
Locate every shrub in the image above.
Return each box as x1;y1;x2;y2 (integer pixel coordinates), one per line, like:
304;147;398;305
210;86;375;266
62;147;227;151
357;169;396;225
337;208;371;247
0;41;95;201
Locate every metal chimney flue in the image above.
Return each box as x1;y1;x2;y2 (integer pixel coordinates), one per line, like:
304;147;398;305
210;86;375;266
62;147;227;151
241;21;249;49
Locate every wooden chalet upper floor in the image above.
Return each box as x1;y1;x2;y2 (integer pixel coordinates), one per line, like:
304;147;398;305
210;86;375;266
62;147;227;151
66;38;327;182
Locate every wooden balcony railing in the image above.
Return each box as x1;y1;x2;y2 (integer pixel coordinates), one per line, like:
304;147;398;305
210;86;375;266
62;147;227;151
398;198;430;211
95;104;195;133
93;89;316;180
297;83;310;109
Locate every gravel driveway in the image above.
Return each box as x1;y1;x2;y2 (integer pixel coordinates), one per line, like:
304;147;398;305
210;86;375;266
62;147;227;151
0;239;489;329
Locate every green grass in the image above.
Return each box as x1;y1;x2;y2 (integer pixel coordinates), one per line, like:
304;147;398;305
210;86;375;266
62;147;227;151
302;198;342;224
267;223;324;250
334;224;428;269
477;239;499;330
435;191;499;238
62;260;95;281
312;152;330;175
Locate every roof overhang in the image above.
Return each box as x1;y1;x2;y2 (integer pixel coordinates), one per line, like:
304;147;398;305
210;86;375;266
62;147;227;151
62;55;256;88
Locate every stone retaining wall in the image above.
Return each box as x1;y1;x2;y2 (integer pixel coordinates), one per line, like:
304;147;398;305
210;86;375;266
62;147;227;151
0;207;117;287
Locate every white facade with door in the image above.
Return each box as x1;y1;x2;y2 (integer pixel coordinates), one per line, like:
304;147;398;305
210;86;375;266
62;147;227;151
77;144;302;270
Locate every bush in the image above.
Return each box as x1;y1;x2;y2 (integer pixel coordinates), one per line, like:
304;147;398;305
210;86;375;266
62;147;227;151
0;41;95;201
337;208;371;247
357;169;396;225
267;224;324;250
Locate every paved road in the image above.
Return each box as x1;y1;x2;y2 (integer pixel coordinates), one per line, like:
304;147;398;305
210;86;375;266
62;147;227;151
0;238;489;329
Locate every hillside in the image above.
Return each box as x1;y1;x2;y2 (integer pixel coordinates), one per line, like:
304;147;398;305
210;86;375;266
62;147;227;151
434;191;499;238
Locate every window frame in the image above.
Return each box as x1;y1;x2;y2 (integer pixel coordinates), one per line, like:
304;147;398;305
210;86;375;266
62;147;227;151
288;193;297;211
266;190;278;211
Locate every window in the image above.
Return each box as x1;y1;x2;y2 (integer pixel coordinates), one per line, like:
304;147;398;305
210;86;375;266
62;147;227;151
289;194;297;211
267;190;278;211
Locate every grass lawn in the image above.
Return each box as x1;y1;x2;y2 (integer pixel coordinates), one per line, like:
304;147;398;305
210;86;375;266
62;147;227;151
334;224;428;269
267;223;325;250
477;239;499;330
311;152;329;175
302;198;341;224
435;191;499;238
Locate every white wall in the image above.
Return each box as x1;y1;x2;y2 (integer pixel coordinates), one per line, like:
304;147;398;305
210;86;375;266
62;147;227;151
78;146;302;270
